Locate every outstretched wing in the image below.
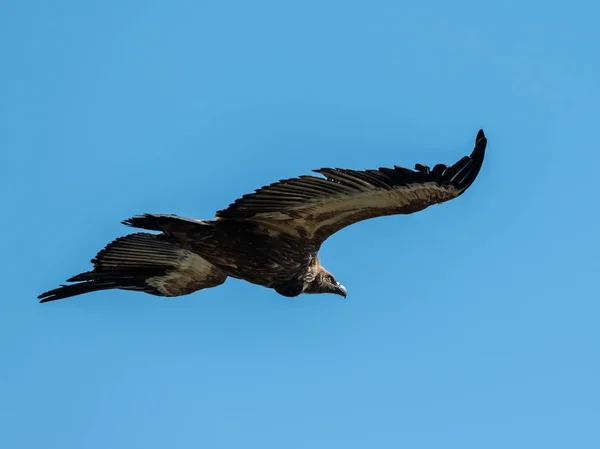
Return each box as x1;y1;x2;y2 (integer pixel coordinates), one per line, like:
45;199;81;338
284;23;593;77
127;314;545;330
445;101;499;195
215;129;487;244
38;233;227;302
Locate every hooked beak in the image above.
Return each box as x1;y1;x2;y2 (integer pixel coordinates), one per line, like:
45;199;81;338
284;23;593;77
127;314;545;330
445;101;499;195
334;282;347;298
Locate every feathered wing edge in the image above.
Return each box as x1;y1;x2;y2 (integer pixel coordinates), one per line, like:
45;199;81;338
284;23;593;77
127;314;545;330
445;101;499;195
314;128;486;201
213;130;487;236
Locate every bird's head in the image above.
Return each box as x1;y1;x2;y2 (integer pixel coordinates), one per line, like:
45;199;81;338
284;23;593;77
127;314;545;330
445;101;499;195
303;268;347;298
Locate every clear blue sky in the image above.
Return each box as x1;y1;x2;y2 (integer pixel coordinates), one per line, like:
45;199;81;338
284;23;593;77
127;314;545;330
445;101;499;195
2;1;599;448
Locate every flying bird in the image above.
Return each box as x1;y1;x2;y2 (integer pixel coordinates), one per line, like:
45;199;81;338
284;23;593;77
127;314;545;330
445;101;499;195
38;129;487;303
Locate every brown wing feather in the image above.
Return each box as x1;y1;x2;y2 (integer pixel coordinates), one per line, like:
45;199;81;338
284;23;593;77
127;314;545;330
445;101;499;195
38;233;227;302
215;129;487;243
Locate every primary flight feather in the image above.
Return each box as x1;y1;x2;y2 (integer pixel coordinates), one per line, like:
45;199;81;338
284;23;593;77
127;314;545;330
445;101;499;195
38;129;487;302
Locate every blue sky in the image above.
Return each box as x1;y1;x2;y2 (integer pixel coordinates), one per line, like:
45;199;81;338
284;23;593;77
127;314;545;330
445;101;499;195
1;0;599;447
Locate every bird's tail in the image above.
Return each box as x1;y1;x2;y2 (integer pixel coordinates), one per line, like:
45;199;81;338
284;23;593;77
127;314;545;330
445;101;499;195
121;213;218;248
122;213;212;232
37;232;221;303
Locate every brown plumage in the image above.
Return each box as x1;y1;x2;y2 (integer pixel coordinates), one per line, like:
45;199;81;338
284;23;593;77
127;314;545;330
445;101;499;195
38;129;487;303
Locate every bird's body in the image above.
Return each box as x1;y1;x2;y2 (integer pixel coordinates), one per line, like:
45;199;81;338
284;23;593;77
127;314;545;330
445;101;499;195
38;129;487;303
137;218;323;293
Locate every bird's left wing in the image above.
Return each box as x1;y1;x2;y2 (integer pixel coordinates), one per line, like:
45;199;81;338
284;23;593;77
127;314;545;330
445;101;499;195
37;233;227;302
215;129;487;245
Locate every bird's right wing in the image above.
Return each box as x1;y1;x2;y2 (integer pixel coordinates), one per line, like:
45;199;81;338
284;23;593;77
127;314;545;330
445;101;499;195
215;129;487;245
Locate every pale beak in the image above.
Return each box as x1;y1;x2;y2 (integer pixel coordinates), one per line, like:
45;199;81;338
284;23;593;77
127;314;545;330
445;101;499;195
334;282;347;298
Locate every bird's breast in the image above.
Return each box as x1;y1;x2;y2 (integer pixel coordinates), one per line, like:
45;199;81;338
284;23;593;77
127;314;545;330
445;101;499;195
189;225;316;287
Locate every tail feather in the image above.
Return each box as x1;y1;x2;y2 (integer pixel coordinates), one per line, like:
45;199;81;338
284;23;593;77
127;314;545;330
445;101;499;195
38;232;227;303
122;214;210;232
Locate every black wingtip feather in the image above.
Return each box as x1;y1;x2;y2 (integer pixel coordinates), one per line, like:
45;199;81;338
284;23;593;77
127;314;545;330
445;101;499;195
38;280;118;303
476;129;485;142
451;128;487;197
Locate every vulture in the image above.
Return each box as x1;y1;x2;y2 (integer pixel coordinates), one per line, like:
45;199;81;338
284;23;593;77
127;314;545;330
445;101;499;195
38;129;487;303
